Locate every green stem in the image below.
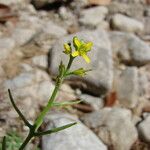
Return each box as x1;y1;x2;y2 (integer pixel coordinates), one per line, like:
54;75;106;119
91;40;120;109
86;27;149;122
34;55;74;131
19;132;33;150
2;136;6;150
66;55;74;73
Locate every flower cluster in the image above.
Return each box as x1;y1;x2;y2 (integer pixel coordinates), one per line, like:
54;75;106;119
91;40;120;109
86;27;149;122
63;36;93;63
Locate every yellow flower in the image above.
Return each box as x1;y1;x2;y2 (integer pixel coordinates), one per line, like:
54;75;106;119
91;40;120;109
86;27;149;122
72;36;93;63
63;43;71;55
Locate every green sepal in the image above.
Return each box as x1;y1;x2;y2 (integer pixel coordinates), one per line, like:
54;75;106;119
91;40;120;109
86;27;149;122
66;68;92;77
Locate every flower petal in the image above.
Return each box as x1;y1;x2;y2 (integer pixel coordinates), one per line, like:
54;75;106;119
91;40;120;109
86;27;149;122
73;36;81;49
82;54;91;63
72;51;79;57
85;42;93;51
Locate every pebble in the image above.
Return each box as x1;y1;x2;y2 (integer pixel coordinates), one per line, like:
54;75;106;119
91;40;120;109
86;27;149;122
82;107;138;150
109;31;150;66
0;38;15;60
42;112;107;150
138;115;150;143
79;6;108;28
111;14;144;34
116;67;139;108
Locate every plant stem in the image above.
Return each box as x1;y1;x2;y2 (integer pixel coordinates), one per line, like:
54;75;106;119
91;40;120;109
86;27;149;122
18;55;74;150
19;132;33;150
34;55;74;131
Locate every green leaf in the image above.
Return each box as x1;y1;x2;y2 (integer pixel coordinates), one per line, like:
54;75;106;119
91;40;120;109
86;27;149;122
8;89;32;128
34;122;77;137
52;100;82;107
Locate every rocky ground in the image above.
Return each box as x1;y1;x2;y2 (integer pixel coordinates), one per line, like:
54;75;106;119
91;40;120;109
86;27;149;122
0;0;150;150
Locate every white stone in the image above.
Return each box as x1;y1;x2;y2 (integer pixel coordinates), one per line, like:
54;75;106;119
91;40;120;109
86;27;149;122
116;67;139;108
42;113;107;150
0;38;15;60
11;27;36;46
82;107;138;150
32;55;47;68
138;115;150;143
111;14;144;34
79;6;108;28
43;21;67;38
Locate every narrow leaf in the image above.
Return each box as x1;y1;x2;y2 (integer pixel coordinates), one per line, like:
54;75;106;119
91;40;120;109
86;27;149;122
52;100;82;107
35;122;77;137
8;89;32;128
2;136;6;150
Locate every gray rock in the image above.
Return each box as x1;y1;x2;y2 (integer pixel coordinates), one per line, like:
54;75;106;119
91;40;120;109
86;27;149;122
144;17;150;35
79;6;108;28
116;67;139;108
4;69;54;103
80;94;104;110
0;0;25;5
111;14;144;34
11;27;37;46
32;55;47;68
82;107;138;150
4;72;35;89
138;65;150;100
42;21;67;38
109;31;150;66
138;115;150;143
0;38;15;61
49;29;113;96
108;2;144;19
42;113;107;150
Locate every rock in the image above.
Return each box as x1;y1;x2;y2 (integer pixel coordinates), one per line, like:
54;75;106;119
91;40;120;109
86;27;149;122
56;84;76;102
80;94;104;110
82;107;138;150
144;7;150;17
11;27;37;46
4;72;35;89
111;14;144;34
42;113;107;150
109;31;150;66
143;17;150;35
138;64;150;101
108;2;144;19
49;29;113;96
0;38;15;61
4;69;54;104
42;21;67;38
88;0;111;5
79;6;108;28
32;55;47;68
0;0;25;5
116;67;139;108
70;0;89;10
138;115;150;143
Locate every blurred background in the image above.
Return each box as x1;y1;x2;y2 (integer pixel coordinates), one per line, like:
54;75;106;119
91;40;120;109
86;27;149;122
0;0;150;149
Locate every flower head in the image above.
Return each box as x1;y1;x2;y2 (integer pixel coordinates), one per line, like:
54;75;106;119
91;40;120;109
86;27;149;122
63;43;72;55
72;36;93;63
